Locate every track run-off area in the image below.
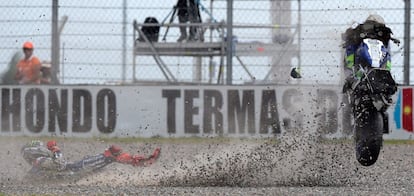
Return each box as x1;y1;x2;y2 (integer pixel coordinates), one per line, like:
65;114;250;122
1;137;414;195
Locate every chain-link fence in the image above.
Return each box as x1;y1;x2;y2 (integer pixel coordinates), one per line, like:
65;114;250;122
0;0;410;85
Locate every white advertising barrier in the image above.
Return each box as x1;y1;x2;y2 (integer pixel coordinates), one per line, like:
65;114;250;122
0;85;411;139
0;85;344;138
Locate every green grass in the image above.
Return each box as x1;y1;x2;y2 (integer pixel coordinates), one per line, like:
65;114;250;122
91;136;253;144
2;135;414;145
320;138;414;145
384;140;414;145
0;135;277;144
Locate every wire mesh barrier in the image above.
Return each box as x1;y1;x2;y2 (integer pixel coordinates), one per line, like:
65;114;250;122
0;0;410;85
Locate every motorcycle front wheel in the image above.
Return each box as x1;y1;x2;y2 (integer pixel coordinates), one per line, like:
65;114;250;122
354;110;384;166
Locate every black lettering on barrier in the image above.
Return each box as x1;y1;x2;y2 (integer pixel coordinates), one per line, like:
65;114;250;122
317;89;338;134
1;88;21;132
282;89;304;130
184;90;199;134
25;88;45;133
48;89;68;133
72;89;92;132
260;90;281;134
228;90;255;134
96;89;116;133
203;90;223;134
162;90;180;134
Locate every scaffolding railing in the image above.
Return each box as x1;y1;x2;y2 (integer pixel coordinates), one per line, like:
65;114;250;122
132;20;299;84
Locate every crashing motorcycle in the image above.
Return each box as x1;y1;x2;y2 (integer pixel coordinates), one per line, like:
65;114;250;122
25;155;108;181
21;141;75;181
345;38;398;166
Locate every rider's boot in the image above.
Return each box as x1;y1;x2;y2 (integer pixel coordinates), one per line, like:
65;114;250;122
383;112;389;134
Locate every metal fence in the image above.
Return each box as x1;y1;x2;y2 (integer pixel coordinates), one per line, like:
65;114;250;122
0;0;411;85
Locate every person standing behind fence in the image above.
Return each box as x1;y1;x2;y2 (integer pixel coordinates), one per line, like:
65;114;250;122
15;41;42;84
40;61;52;84
177;0;200;42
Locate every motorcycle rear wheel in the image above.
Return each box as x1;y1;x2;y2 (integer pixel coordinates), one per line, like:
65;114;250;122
354;111;383;166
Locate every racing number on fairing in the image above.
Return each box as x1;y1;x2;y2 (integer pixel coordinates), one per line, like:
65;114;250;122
364;38;384;68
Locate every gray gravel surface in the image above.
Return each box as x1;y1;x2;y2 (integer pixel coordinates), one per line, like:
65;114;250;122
1;137;414;195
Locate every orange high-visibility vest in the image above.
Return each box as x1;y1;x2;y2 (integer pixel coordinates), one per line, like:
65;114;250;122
16;56;41;84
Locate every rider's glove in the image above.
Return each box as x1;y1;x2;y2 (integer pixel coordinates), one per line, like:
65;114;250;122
146;147;161;165
53;151;63;159
130;148;161;167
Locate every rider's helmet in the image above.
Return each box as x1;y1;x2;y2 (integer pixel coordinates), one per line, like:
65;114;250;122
46;140;63;160
47;140;57;151
365;14;385;25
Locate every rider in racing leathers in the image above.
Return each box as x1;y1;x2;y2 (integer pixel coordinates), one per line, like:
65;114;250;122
341;14;399;133
65;144;161;172
342;14;396;92
21;140;161;174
